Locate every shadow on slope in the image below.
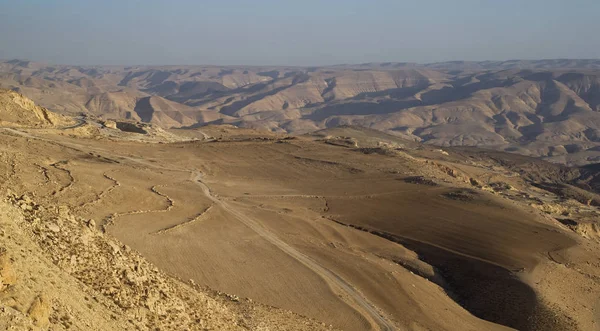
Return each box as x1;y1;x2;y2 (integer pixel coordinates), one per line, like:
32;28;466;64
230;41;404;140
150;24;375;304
307;78;517;122
331;221;576;331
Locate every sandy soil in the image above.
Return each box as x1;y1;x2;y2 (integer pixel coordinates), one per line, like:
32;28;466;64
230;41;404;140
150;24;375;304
0;121;598;330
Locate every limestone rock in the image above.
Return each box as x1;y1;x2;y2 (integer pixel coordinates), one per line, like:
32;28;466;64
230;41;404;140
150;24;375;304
27;294;50;327
0;251;17;291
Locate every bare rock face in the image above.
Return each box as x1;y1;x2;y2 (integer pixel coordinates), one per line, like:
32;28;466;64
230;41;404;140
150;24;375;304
102;119;118;129
27;294;50;327
115;121;148;134
0;306;36;330
0;89;74;128
0;250;17;291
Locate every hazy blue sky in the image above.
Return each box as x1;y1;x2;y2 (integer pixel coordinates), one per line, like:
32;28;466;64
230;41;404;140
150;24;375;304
1;0;598;66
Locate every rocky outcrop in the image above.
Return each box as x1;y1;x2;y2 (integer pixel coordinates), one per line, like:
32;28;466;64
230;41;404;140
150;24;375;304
0;190;338;330
0;89;73;128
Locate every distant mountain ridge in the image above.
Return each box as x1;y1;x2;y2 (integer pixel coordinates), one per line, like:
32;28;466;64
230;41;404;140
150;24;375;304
332;59;600;70
3;59;600;165
4;58;600;70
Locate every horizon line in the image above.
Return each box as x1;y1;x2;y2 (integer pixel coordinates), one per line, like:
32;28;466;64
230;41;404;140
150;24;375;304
3;58;600;68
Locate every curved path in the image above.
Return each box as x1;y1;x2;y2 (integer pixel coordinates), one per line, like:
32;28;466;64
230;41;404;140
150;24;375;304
191;171;396;331
0;126;396;330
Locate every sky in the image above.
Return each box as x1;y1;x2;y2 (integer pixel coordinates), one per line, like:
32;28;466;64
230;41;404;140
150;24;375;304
0;0;599;66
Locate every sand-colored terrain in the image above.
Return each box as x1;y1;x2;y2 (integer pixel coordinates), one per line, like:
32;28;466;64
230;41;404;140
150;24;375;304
4;60;600;165
0;92;599;330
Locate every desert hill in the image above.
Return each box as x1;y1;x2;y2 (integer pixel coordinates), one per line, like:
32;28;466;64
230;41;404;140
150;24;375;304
85;90;146;120
0;93;598;330
0;90;342;331
332;59;600;70
0;89;74;128
3;60;600;164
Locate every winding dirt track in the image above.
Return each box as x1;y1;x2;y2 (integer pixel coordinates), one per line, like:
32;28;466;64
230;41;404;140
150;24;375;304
191;171;396;331
0;127;396;330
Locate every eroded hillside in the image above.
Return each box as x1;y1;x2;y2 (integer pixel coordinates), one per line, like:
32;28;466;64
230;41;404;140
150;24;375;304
4;60;600;165
0;93;598;330
0;92;340;330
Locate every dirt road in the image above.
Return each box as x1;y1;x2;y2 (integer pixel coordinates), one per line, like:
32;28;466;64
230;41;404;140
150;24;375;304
0;127;396;330
191;171;396;331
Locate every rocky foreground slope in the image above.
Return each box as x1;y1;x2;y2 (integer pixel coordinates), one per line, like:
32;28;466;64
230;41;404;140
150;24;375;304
0;193;339;330
0;91;336;330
